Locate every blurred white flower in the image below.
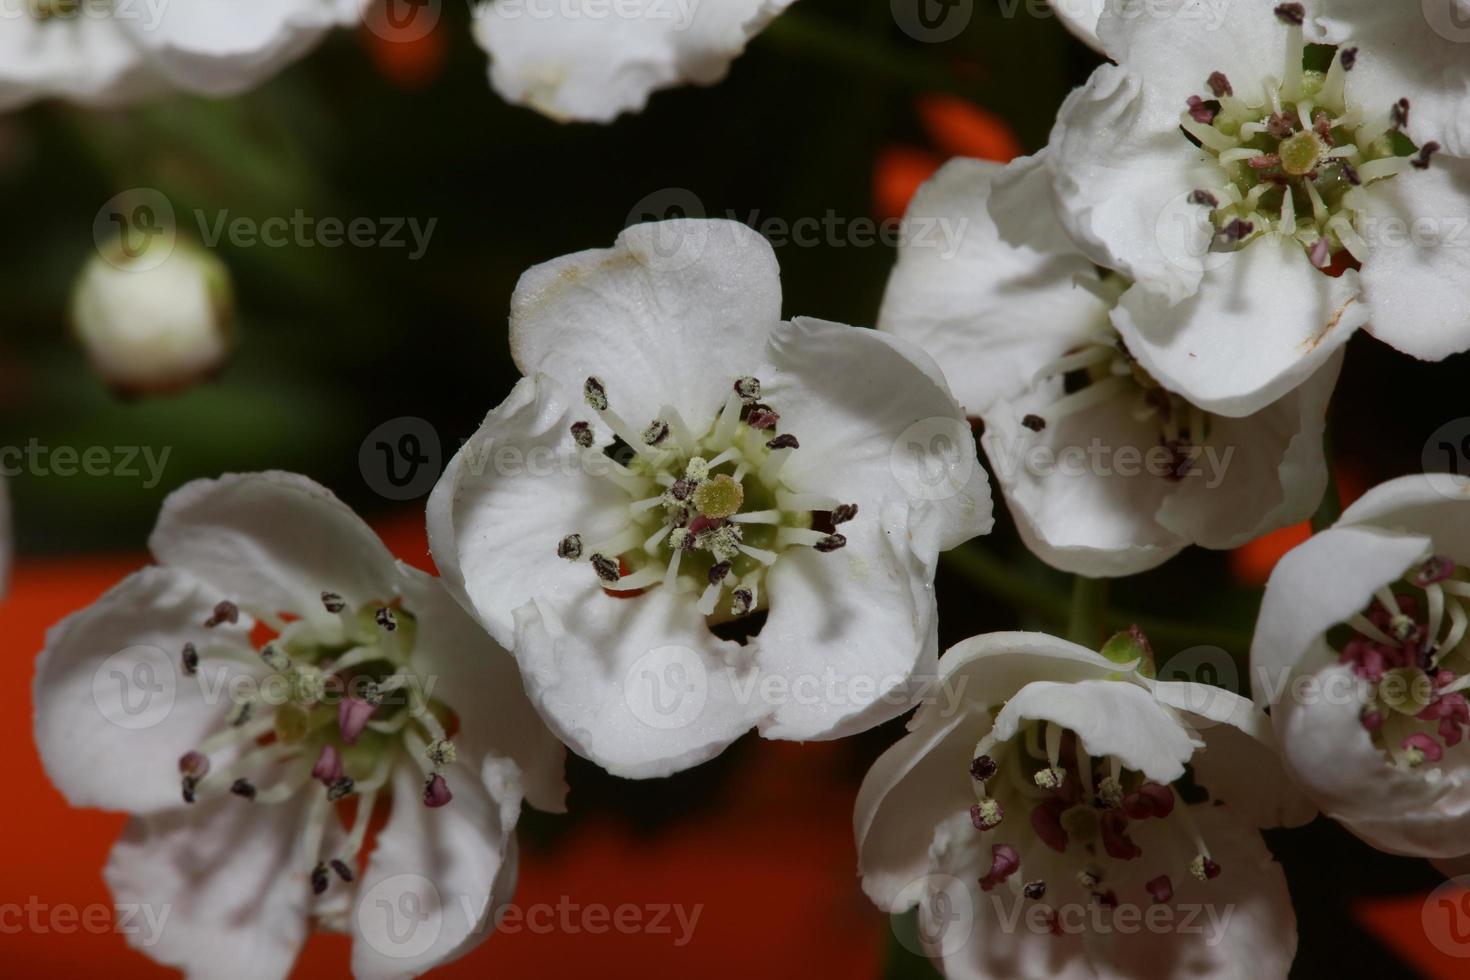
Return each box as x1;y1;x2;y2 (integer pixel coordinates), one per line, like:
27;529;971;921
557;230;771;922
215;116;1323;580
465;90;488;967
0;0;362;110
473;0;796;123
72;238;234;396
879;152;1340;577
34;472;566;980
856;631;1308;980
1254;473;1470;860
428;218;992;778
1048;0;1470;416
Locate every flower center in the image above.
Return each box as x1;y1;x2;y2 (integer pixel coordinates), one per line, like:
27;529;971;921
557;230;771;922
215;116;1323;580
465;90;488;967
1021;310;1214;482
559;375;855;621
1335;555;1470;768
175;593;459;903
27;0;96;18
1181;7;1439;269
966;715;1221;923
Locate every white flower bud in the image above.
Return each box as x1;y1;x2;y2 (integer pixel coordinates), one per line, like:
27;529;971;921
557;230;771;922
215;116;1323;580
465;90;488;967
70;238;234;396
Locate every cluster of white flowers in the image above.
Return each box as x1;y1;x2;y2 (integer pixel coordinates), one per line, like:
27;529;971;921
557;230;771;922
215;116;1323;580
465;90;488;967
23;1;1470;978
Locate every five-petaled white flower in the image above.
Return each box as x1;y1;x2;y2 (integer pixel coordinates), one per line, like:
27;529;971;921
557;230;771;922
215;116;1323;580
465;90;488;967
473;0;796;123
428;218;993;779
34;472;565;980
1047;0;1470;417
1253;473;1470;864
856;630;1310;980
880;151;1340;577
0;0;362;110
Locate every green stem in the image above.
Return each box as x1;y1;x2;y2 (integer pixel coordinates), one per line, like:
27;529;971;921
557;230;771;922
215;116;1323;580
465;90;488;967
1067;576;1110;648
941;546;1255;653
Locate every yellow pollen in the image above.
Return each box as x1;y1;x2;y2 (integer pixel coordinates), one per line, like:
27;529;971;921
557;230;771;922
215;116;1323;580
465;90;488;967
1280;131;1322;176
693;474;744;519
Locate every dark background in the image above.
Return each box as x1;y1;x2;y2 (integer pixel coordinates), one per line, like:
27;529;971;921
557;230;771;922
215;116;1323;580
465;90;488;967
2;1;1463;975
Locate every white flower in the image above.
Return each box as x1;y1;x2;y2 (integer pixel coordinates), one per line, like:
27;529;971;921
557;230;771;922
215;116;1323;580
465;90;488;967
34;472;566;980
1253;473;1470;860
879;152;1339;577
0;0;362;110
428;218;992;778
472;0;796;123
856;631;1309;980
72;238;234;396
1047;0;1470;417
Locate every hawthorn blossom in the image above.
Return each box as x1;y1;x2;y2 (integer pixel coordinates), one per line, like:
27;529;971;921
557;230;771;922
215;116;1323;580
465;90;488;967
1254;473;1470;860
1048;0;1470;417
34;472;565;979
879;152;1339;577
856;630;1308;980
428;218;992;778
71;238;234;397
473;0;796;123
0;0;362;110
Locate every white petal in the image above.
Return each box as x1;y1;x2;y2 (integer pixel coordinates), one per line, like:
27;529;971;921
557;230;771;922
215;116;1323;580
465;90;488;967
755;500;938;741
511;587;769;779
33;566;264;816
1275;664;1470;857
762;316;993;552
474;0;795;122
1048;63;1222;304
1252;523;1431;702
1111;236;1366;417
1359;155;1470;361
397;566;568;814
0;18;160;110
877;153;1112;416
982;378;1186;578
992;679;1202;783
149;471;401;623
1047;0;1106;54
118;0;358;96
426;374;630;649
1338;472;1470;559
1320;0;1470;157
508;218;780;430
932;631;1124;712
853;701;982;913
351;759;518;979
104;793;315;980
1154;349;1342;548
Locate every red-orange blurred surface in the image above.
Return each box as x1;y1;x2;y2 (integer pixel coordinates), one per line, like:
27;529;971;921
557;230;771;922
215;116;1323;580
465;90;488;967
6;512;884;978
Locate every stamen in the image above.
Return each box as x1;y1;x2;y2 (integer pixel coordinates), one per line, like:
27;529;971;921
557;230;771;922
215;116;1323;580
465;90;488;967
339;697;377;745
181;643;199;676
570;421;594;449
320;591;346;614
204;601;239;628
312;745;344;784
230;778;257;800
423;773;452;808
557;534;584;560
979;844;1021;892
970;755;998;782
970;798;1004;831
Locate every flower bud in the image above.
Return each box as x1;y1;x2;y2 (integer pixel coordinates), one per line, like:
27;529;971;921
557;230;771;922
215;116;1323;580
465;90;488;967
70;238;234;397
